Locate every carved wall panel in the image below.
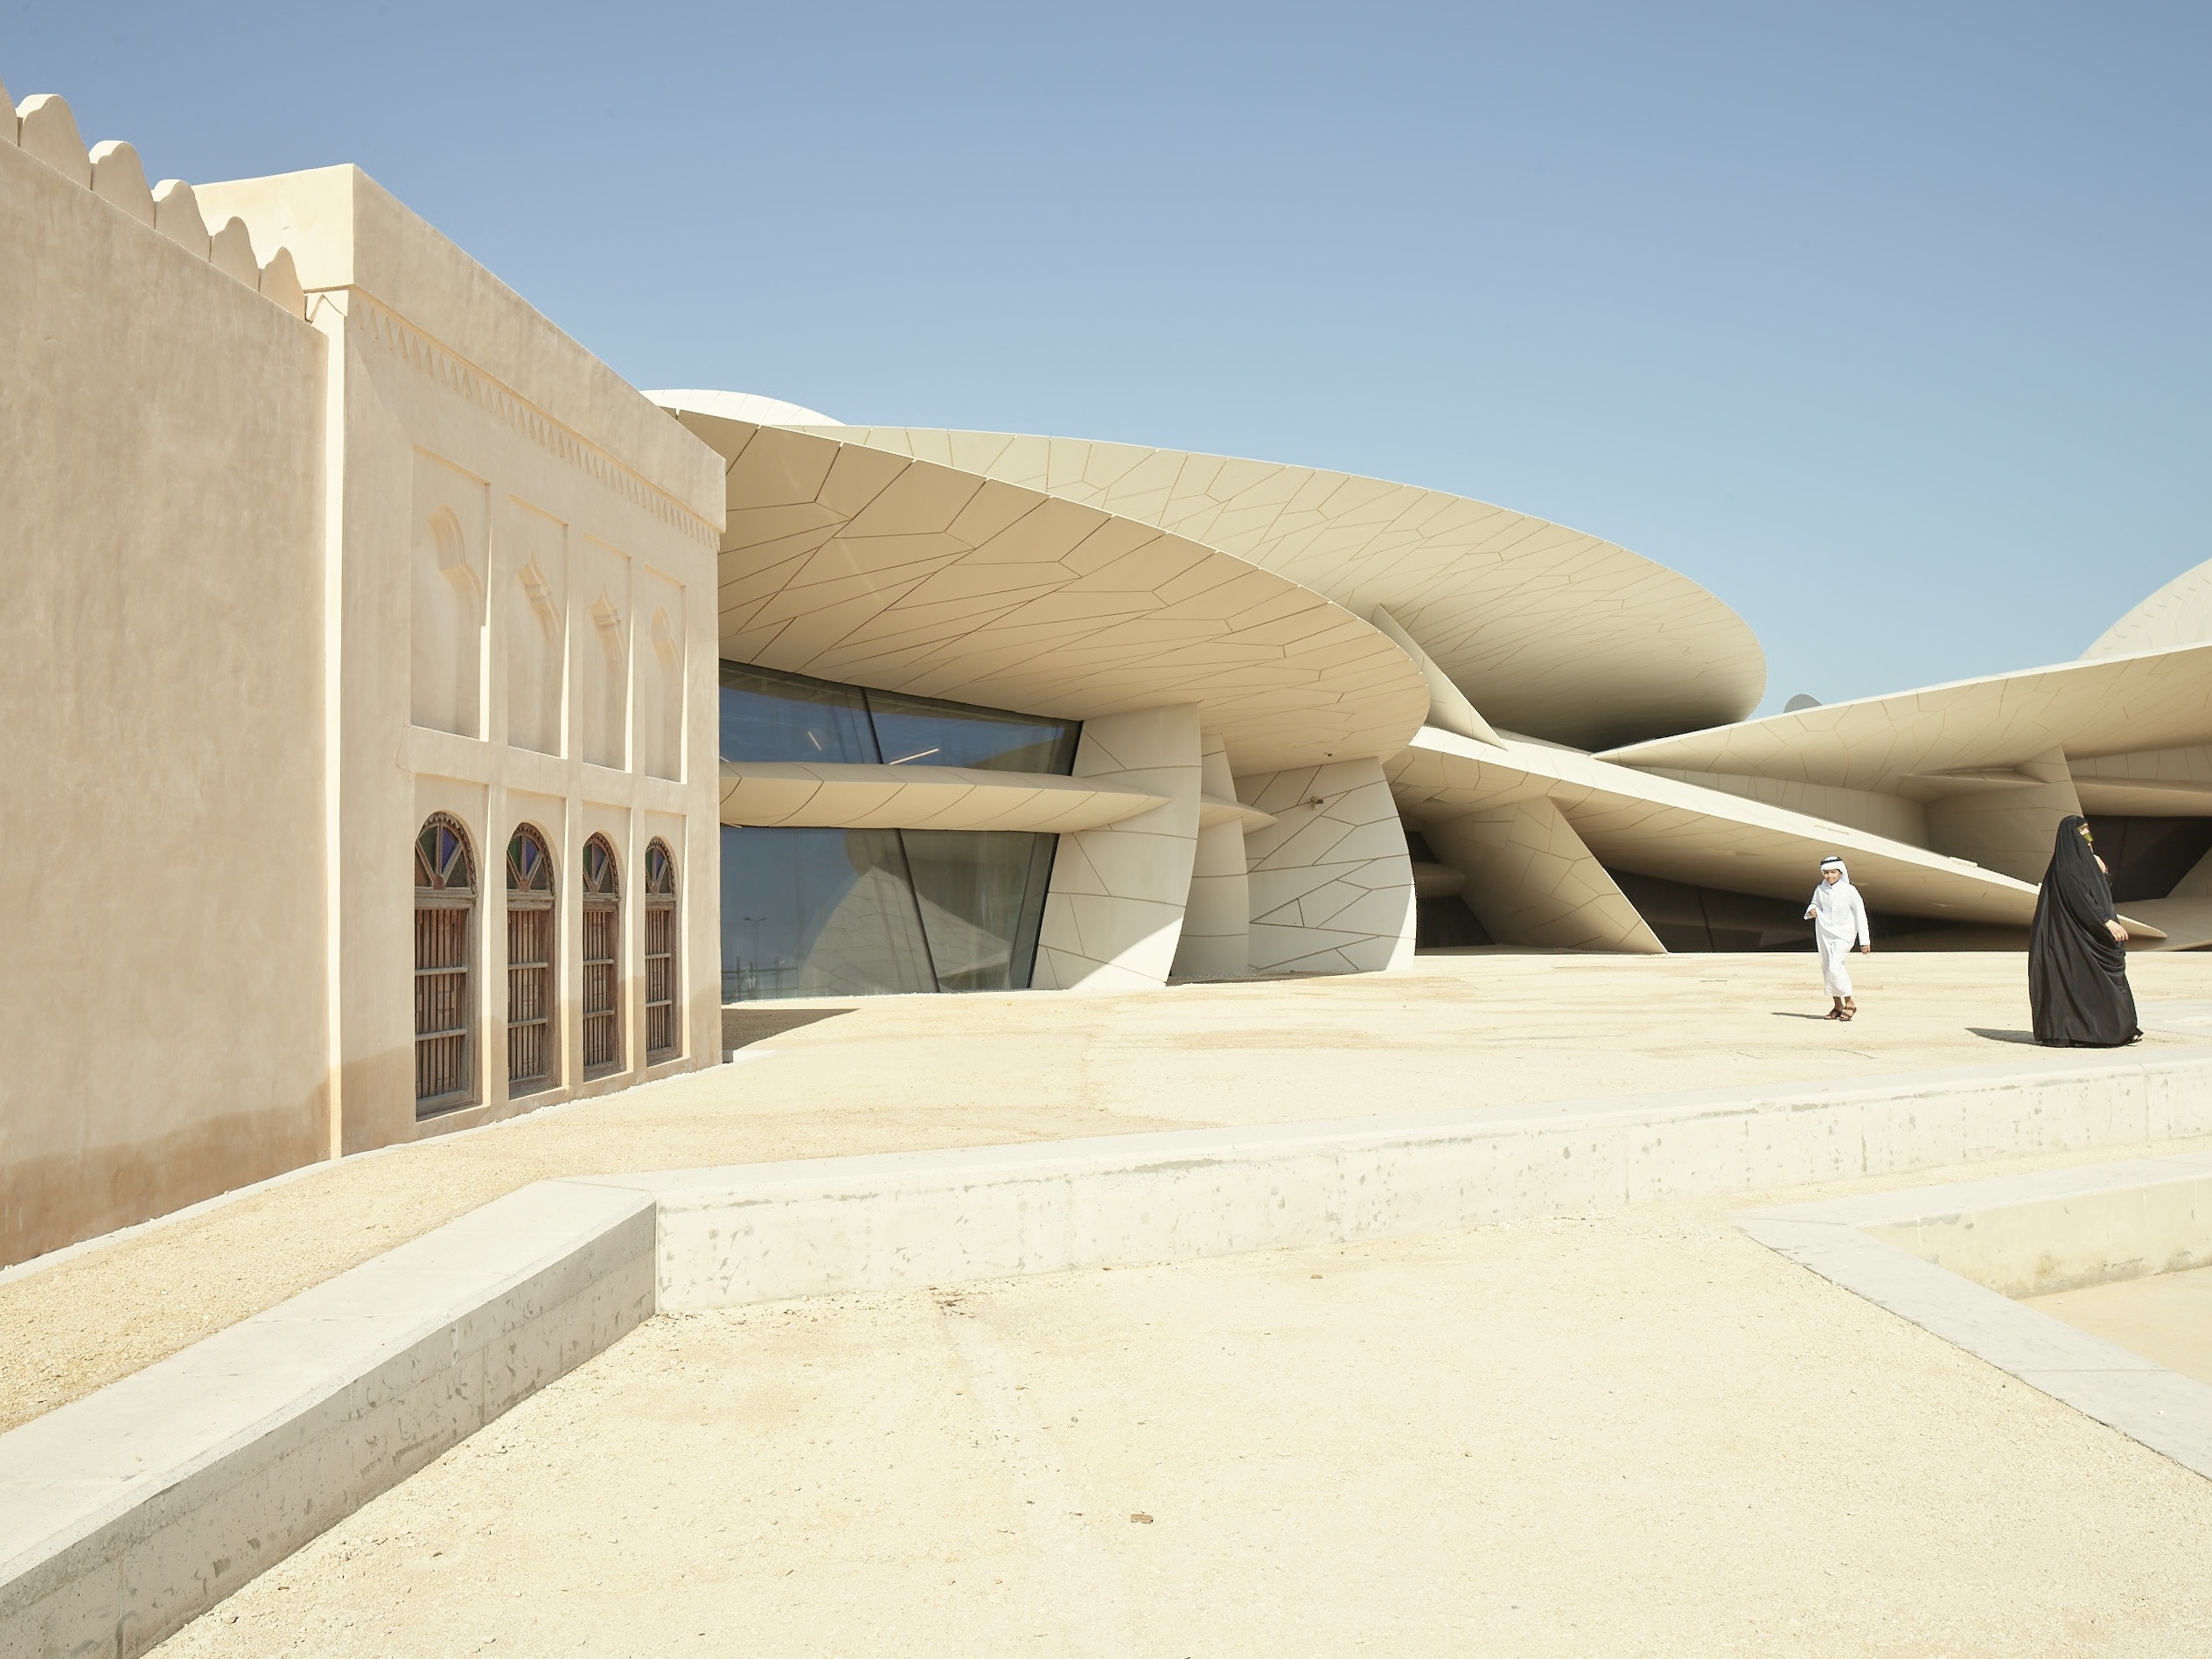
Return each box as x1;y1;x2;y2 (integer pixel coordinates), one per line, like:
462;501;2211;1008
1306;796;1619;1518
576;537;630;771
637;566;685;782
502;499;566;756
408;452;487;737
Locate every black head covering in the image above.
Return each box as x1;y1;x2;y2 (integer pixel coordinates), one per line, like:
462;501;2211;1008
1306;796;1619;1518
2028;814;2139;1046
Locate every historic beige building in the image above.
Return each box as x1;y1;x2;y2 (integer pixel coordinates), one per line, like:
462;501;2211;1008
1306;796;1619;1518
2;87;722;1263
10;69;2212;1265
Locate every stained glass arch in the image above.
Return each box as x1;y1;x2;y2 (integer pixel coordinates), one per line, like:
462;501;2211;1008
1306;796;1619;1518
583;833;619;897
507;825;555;896
416;812;476;894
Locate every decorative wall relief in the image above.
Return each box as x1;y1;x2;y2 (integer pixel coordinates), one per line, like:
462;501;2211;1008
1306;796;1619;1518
502;501;567;756
638;568;685;782
408;452;487;738
576;539;631;771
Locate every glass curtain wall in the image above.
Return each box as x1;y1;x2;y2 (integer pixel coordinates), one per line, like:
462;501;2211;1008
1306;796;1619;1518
719;662;1078;1000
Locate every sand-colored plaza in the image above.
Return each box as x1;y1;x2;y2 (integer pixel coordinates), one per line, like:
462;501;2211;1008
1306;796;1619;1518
10;951;2212;1439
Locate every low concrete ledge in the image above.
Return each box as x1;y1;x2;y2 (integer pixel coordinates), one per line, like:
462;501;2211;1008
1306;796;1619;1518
1739;1160;2212;1481
604;1046;2212;1311
0;1181;653;1659
1803;1154;2212;1298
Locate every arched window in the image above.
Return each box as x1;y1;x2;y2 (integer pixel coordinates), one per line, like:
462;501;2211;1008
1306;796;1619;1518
582;834;621;1076
414;814;476;1114
644;839;679;1062
506;825;557;1091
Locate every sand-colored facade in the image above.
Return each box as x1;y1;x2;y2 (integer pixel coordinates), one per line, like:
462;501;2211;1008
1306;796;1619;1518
0;112;330;1264
196;166;725;1157
1;92;723;1265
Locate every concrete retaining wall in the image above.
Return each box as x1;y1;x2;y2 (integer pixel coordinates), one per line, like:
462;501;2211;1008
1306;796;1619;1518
1826;1156;2212;1299
613;1047;2212;1310
0;1182;653;1658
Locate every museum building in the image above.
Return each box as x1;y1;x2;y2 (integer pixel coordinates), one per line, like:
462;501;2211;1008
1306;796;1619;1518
10;75;2212;1263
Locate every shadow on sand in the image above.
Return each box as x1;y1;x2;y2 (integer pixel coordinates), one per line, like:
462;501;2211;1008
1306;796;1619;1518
721;1006;855;1053
1969;1027;2040;1045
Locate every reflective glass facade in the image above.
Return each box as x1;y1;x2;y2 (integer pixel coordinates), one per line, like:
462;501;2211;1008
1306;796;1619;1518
718;663;1078;1000
719;661;1079;772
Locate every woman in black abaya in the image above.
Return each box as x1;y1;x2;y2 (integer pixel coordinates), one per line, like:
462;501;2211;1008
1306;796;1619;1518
2028;815;2141;1047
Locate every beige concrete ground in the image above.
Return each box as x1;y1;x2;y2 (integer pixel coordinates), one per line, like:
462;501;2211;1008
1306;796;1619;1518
156;1169;2212;1658
10;950;2212;1436
2031;1264;2212;1388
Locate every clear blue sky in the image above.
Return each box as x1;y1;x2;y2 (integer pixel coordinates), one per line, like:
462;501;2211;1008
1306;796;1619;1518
9;3;2207;716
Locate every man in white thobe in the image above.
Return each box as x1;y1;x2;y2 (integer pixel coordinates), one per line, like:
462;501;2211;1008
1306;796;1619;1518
1804;855;1871;1020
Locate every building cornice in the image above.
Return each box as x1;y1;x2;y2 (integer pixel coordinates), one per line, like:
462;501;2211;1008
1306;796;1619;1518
343;290;719;549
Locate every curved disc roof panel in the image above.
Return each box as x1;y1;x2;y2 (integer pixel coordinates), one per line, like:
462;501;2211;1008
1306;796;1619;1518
666;405;1430;775
1600;642;2212;791
808;429;1767;751
1393;728;2047;929
2085;554;2212;660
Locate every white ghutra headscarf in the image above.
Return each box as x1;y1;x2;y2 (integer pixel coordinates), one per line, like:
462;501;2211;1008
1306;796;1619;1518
1809;855;1869;944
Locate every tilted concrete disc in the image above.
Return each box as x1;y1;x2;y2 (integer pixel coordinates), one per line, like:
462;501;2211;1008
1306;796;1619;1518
2085;554;2212;660
1602;642;2212;794
659;399;1431;774
802;428;1766;751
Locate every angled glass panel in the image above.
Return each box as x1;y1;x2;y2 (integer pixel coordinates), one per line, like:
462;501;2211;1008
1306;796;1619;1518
721;826;934;1000
718;662;879;764
1008;832;1057;986
901;830;1057;991
863;687;1078;774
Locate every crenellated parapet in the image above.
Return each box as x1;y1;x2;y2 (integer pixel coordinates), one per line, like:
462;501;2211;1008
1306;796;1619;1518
2;73;304;317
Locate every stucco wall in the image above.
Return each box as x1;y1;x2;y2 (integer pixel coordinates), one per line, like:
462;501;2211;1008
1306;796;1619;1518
197;168;725;1148
0;137;329;1262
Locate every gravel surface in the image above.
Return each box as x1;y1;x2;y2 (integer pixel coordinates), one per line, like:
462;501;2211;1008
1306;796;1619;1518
10;950;2212;1435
